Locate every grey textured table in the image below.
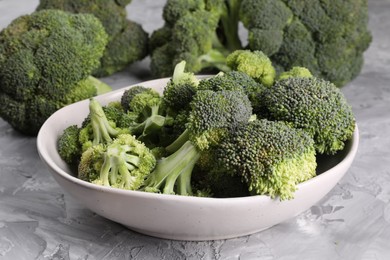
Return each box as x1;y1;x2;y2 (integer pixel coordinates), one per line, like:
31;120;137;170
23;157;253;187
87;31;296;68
0;1;389;259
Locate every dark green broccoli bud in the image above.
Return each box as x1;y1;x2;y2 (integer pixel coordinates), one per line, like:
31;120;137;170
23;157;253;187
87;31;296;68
93;20;149;76
278;66;313;80
142;89;252;196
123;88;173;145
78;134;156;191
37;0;149;77
162;0;206;26
57;125;81;167
213;119;317;200
198;72;244;92
166;90;253;153
224;70;266;107
150;1;235;78
239;0;372;87
163;60;199;111
257;77;356;155
79;99;129;151
149;25;173;53
0;9;109;135
226;50;276;87
121;86;149;112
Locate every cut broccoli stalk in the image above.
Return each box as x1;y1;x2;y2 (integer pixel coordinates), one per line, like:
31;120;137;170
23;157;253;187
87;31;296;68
143;141;200;195
87;76;112;95
219;0;242;52
89;98;119;145
94;143;144;189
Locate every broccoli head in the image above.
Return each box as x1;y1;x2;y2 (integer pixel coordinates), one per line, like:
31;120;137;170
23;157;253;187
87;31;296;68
37;0;149;77
142;89;253;196
226;50;276;87
78;134;156;190
0;9;109;135
149;0;234;77
256;77;356;155
152;0;371;87
212;119;317;200
163;60;200;111
239;0;372;86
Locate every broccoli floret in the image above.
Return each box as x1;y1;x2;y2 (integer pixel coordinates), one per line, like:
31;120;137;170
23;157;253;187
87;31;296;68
150;0;238;77
78;134;156;190
79;99;130;151
0;10;109;135
226;49;276;87
239;0;372;87
57;125;81;167
256;77;356;155
163;60;200;111
37;0;149;77
278;66;313;80
211;119;317;200
141;89;253;196
121;86;149;112
124;88;173;144
57;99;132;168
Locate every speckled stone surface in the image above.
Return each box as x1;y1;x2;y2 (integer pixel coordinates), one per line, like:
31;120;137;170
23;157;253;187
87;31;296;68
0;1;389;259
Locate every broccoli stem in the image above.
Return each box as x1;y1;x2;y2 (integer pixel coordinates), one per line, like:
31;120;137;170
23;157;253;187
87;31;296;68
89;98;119;145
86;76;112;95
165;129;190;154
99;143;142;189
143;141;200;195
220;0;242;52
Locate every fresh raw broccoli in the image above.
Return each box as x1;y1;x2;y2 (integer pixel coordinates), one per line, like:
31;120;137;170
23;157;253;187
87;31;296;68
78;134;156;190
141;89;253;196
79;99;130;151
121;86;149;112
0;9;109;135
239;0;372;86
37;0;149;77
149;0;238;77
163;61;200;111
278;66;313;80
256;77;356;155
58;99;132;168
210;119;317;200
57;125;82;167
153;0;371;87
226;50;276;87
121;88;173;145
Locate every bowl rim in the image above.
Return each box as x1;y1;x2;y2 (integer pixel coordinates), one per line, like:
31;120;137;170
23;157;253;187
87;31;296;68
37;77;360;204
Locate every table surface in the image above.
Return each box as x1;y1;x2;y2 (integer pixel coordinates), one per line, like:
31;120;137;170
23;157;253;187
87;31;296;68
0;1;389;259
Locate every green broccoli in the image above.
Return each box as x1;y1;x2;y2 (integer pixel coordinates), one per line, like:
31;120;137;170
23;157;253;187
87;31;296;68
142;89;253;195
37;0;149;77
163;60;200;111
210;119;317;200
121;86;149;113
278;66;313;80
120;88;173;145
57;125;81;167
78;99;130;152
152;0;371;87
255;77;356;155
226;49;276;87
58;99;131;169
78;134;156;190
239;0;372;86
149;0;238;77
0;9;109;135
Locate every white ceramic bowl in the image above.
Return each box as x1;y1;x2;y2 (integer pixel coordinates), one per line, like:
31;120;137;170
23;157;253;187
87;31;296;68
37;78;359;241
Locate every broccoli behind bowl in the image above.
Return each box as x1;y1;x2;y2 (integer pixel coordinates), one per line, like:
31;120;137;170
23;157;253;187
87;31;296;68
0;9;109;135
37;0;149;77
